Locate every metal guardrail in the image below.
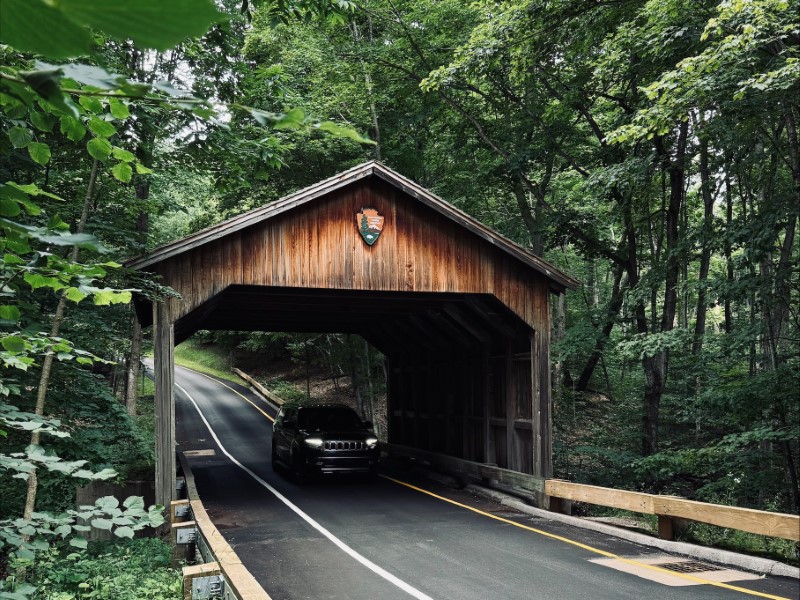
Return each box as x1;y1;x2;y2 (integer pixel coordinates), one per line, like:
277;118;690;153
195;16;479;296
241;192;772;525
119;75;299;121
173;452;271;600
386;444;800;542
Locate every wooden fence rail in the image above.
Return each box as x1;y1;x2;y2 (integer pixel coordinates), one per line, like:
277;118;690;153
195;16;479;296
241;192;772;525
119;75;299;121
386;444;800;542
232;368;285;407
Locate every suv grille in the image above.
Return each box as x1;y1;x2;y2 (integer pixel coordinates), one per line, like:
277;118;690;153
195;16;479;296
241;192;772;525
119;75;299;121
324;440;364;451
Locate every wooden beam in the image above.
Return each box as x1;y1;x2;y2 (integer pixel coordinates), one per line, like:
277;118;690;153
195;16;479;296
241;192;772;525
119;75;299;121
505;344;514;471
386;443;546;495
545;479;800;541
154;300;175;510
482;349;492;465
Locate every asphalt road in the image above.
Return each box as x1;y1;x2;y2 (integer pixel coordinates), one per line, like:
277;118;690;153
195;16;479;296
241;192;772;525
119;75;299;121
168;363;799;600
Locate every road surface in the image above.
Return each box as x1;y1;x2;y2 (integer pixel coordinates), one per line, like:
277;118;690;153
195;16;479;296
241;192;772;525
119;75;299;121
166;363;798;600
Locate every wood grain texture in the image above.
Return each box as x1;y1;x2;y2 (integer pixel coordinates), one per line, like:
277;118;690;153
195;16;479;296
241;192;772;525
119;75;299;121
149;178;555;336
546;480;800;541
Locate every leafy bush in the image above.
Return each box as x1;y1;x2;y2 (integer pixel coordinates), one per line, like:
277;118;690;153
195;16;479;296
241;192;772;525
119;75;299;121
12;538;180;600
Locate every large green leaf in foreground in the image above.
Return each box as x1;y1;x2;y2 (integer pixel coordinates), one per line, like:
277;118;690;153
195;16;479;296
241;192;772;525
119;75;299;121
0;0;222;58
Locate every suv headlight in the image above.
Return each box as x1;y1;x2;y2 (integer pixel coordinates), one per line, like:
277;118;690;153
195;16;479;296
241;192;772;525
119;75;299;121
304;437;323;449
365;437;378;449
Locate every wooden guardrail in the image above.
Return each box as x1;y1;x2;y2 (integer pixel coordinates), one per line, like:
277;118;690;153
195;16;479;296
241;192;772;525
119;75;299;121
386;444;800;542
232;368;285;407
173;452;271;600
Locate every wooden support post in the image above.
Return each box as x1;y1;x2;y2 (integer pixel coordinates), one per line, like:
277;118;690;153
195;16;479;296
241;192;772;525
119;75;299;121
171;499;190;525
482;349;491;465
154;300;176;510
658;515;675;541
182;562;220;600
505;344;514;471
171;520;196;565
531;329;552;507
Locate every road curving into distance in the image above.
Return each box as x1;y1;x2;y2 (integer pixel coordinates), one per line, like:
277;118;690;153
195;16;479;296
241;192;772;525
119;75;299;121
164;362;798;600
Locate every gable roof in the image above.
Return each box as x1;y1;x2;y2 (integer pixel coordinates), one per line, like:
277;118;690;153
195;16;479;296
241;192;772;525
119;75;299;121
125;161;578;291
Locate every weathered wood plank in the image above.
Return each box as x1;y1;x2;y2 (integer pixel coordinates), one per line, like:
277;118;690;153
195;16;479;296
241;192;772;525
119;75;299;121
546;479;800;541
653;496;800;541
231;368;284;407
545;480;656;513
153;300;175;509
386;443;546;495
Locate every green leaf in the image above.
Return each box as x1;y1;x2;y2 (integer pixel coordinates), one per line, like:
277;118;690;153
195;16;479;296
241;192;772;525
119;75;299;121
122;496;144;510
109;98;130;119
87;116;117;138
0;198;21;217
274;107;307;129
316;121;374;144
87;137;112;160
28;142;51;166
23;272;65;291
30;111;56;132
1;336;26;352
20;65;81;118
0;306;21;321
69;536;88;549
114;525;135;539
111;162;132;183
8;127;32;149
60;116;87;142
134;162;153;175
111;146;135;162
96;496;119;511
0;0;93;58
60;0;224;51
79;95;104;114
92;289;132;305
65;287;89;303
91;517;113;530
56;63;127;90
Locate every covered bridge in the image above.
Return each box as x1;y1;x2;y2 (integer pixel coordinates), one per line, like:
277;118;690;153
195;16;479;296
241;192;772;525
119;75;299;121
127;161;578;506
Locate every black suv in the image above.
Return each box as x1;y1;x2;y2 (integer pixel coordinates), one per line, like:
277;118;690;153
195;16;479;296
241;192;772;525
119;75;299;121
271;403;380;481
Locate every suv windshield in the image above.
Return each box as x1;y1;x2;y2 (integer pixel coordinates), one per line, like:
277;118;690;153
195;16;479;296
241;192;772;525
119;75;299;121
298;406;363;431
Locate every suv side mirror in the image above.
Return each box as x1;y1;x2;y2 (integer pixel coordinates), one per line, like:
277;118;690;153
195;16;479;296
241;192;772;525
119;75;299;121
363;420;373;430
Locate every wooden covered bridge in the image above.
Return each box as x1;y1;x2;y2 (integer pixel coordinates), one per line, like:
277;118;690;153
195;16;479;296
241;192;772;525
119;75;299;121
127;161;578;507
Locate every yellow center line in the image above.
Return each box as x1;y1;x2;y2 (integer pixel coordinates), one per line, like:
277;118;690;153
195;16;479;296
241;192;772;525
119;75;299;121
178;365;275;422
174;364;789;600
381;476;790;600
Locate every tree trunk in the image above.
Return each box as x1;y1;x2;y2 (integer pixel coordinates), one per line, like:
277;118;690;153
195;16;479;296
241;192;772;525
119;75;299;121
24;160;99;519
642;122;688;456
576;265;625;391
692;136;716;355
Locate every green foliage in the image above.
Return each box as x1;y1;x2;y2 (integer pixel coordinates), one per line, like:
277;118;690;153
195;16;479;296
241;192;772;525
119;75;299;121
0;495;164;560
172;337;246;384
3;538;180;600
0;0;223;58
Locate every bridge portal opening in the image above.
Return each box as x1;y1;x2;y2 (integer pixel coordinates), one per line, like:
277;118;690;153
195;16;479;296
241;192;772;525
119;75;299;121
128;162;577;506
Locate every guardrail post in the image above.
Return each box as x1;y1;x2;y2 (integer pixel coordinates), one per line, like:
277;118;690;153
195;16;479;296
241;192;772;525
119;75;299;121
182;562;221;600
172;520;197;566
657;515;675;540
548;496;572;515
171;499;191;525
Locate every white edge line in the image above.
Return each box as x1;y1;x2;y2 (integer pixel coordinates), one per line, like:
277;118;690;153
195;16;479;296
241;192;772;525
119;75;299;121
175;381;434;600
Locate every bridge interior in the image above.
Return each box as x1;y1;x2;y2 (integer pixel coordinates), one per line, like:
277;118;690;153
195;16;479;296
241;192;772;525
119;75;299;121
173;285;535;472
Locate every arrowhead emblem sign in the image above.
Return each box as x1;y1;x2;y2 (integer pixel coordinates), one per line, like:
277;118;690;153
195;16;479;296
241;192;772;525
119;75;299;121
356;208;384;246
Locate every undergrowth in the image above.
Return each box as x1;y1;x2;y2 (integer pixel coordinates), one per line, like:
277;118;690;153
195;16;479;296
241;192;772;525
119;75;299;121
13;538;181;599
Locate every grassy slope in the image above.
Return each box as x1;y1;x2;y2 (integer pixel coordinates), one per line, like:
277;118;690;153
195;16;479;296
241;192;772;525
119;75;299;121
171;338;245;384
